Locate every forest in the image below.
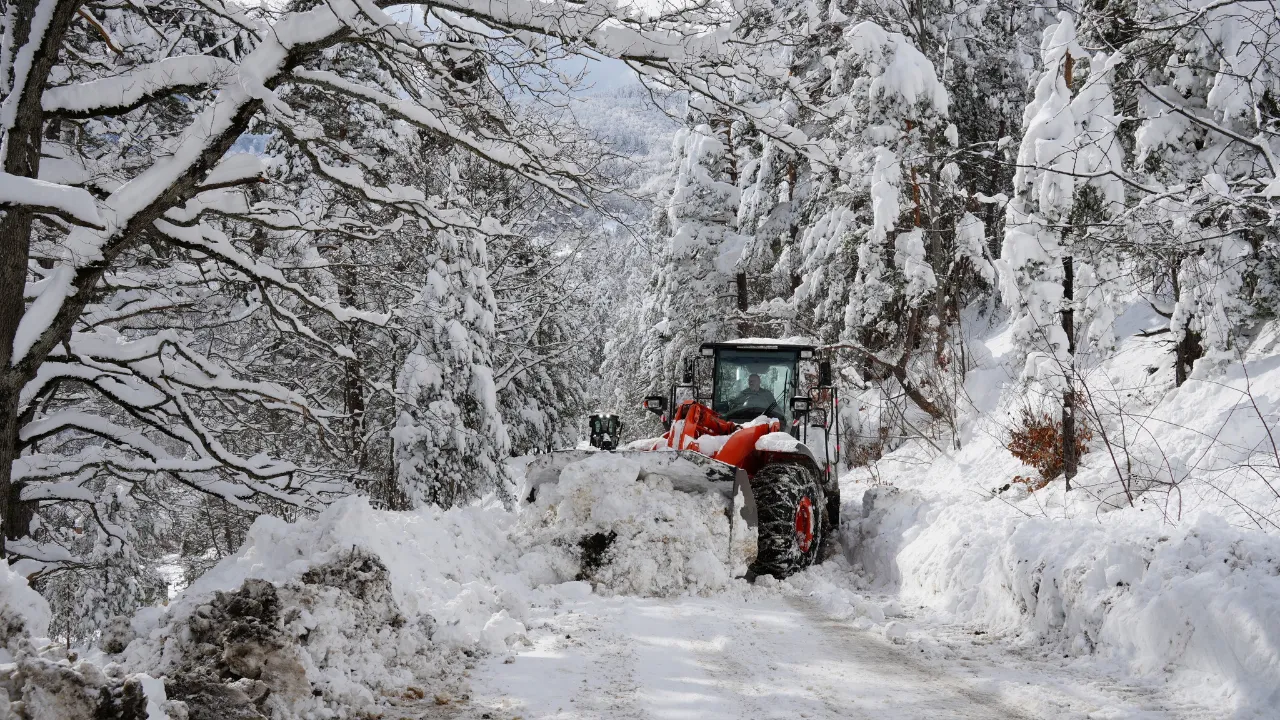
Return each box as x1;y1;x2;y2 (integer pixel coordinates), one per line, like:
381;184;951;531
0;0;1277;717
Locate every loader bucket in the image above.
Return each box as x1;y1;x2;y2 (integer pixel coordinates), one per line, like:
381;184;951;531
525;449;738;494
521;449;759;576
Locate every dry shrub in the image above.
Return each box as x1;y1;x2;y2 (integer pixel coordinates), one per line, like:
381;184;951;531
848;440;885;468
1009;474;1051;492
1006;408;1092;486
847;420;892;469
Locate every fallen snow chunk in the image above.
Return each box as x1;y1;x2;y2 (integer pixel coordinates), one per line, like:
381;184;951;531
884;621;907;644
482;611;526;653
555;581;593;600
136;674;169;720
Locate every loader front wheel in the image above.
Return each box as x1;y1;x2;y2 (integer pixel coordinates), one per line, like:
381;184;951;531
748;463;825;579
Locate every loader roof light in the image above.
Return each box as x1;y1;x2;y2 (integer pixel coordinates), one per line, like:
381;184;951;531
701;347;715;357
799;349;813;359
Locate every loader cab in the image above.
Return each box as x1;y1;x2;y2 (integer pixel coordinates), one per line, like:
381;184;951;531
700;341;817;428
587;413;621;450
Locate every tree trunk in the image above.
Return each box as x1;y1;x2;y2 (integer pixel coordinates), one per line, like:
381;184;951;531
1169;256;1202;387
1175;327;1203;387
0;0;82;556
0;387;25;555
337;266;367;469
1061;254;1077;490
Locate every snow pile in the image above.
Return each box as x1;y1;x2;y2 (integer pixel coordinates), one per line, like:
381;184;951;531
154;496;534;652
0;562;184;719
0;561;50;661
514;453;733;596
845;308;1280;716
855;484;1280;714
0;543;479;719
119;550;461;718
106;496;550;719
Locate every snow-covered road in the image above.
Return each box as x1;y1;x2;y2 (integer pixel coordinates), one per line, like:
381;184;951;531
459;589;1212;720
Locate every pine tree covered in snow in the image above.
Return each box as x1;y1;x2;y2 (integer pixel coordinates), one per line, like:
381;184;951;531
393;224;511;507
641;118;749;393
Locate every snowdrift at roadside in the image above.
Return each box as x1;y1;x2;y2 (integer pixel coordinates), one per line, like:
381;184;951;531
0;497;547;719
844;309;1280;718
0;452;745;718
855;485;1280;715
111;496;551;718
145;495;535;653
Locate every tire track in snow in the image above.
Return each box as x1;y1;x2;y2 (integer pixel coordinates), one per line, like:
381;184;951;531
779;595;1037;719
465;592;1042;720
460;589;1213;720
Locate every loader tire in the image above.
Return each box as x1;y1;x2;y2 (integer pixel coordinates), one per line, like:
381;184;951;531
748;463;825;579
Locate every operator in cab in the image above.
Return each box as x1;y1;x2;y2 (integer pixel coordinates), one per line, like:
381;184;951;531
728;373;777;413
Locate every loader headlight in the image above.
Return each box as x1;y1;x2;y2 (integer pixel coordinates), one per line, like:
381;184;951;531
790;396;811;413
643;396;667;414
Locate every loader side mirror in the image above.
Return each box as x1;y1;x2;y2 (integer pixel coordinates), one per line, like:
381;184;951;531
818;360;832;387
790;396;812;414
681;357;696;385
643;396;667;415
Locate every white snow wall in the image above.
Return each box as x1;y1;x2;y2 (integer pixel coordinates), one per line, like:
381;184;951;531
852;486;1280;716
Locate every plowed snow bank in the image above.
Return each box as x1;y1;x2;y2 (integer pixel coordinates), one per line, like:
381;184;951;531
844;307;1280;718
854;486;1280;715
513;453;733;596
0;453;751;718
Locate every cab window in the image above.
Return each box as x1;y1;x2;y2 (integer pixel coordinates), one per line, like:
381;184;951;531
712;349;797;424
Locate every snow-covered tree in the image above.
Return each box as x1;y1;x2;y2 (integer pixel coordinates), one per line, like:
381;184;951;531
642;119;748;391
393;224;509;507
0;0;798;622
1115;0;1280;382
998;13;1129;486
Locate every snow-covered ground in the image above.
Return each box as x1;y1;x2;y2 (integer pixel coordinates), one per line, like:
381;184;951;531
0;470;1248;720
2;304;1273;718
833;304;1280;720
464;572;1220;720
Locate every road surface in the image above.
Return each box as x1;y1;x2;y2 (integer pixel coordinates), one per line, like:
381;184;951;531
458;589;1211;720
